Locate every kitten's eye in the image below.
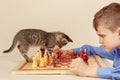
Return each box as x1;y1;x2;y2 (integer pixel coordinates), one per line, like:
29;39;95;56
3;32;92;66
61;38;68;45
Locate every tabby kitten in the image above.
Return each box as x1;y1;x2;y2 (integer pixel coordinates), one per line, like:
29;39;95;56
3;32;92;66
3;29;73;62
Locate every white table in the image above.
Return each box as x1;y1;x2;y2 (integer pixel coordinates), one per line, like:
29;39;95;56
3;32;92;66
0;54;112;80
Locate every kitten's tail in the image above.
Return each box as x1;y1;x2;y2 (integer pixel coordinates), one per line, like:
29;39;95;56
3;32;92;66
3;37;17;53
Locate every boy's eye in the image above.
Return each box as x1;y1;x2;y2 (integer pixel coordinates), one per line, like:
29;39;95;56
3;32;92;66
100;35;104;37
98;34;105;37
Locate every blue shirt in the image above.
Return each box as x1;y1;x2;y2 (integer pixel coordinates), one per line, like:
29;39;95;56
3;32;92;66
73;45;120;80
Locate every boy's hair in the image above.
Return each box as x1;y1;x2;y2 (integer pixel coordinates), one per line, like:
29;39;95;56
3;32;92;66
93;3;120;32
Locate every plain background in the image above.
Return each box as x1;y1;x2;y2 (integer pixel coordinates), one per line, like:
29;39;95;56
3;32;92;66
0;0;120;59
0;1;118;80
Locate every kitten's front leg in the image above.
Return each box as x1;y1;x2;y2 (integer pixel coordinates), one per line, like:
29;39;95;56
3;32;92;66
47;48;53;55
40;48;45;57
22;53;32;62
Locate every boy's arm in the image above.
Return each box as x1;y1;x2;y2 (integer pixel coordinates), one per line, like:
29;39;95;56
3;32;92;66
72;45;115;60
98;66;120;79
69;58;119;79
97;68;112;79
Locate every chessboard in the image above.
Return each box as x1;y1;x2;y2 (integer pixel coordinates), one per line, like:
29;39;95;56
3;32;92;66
12;55;107;75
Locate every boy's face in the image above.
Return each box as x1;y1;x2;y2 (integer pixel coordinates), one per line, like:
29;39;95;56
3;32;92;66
96;25;120;52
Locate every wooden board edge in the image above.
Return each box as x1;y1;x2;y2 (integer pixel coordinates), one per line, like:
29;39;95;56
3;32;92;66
12;61;27;74
12;69;74;75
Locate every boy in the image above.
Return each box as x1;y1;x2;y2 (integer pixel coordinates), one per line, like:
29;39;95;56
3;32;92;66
69;3;120;80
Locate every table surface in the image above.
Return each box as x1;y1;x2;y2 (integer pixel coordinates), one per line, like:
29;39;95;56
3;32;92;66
0;54;113;80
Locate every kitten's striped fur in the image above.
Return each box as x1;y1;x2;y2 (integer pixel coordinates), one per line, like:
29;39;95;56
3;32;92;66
3;29;73;62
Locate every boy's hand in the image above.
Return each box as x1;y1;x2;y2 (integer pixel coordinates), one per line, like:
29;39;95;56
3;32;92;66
69;58;98;77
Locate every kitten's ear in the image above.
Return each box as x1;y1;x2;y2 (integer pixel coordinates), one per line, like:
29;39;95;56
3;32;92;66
61;37;72;47
61;38;69;43
67;37;73;42
64;35;73;42
56;32;73;43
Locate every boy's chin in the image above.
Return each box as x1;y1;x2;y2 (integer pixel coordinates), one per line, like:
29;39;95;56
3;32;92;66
105;48;113;52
